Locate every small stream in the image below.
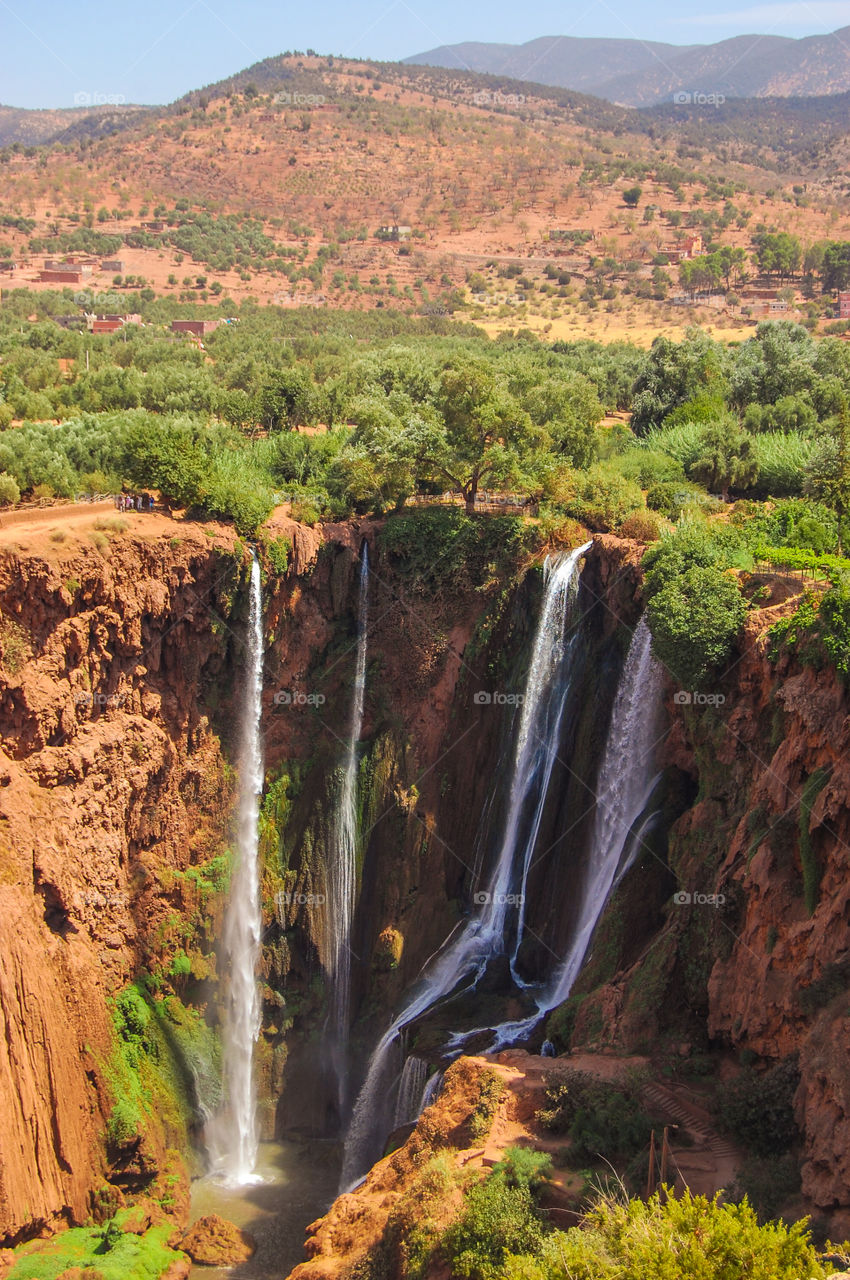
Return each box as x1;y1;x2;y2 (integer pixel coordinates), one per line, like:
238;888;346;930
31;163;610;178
188;1141;340;1279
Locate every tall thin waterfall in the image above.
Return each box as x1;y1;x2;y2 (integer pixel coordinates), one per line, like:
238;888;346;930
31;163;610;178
507;548;589;982
393;1055;428;1128
340;543;591;1187
328;542;369;1105
488;615;664;1049
208;551;264;1185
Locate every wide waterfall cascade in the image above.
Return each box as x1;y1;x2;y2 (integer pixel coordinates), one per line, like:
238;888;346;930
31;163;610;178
543;615;664;1011
208;551;265;1185
328;543;370;1107
340;543;592;1187
486;615;665;1051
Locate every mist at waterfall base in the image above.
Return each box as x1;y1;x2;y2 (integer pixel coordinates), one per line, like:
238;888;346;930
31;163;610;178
206;552;265;1186
342;551;665;1187
327;542;370;1115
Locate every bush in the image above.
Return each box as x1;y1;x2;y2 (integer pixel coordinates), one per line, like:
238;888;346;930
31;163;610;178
618;510;664;541
565;466;643;532
714;1058;800;1156
770;573;850;683
500;1189;827;1280
264;536;291;575
616;448;685;488
730;1153;801;1221
442;1163;546;1279
0;471;20;505
536;1071;652;1169
646;564;747;687
468;1070;505;1142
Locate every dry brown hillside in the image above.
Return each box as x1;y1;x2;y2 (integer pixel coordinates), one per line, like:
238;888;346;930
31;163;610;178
1;57;848;343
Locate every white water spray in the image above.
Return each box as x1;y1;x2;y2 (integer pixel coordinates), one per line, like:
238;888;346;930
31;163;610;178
328;543;369;1105
208;551;265;1185
393;1055;429;1128
340;543;591;1186
488;614;665;1049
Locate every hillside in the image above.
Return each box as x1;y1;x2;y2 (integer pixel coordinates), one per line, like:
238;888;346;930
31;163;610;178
0;55;848;346
407;27;850;106
0;103;148;148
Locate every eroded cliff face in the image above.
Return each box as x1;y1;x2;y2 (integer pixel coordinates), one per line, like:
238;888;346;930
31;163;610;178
562;595;850;1225
0;521;239;1244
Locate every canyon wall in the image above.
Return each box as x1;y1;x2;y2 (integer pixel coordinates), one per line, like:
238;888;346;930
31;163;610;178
3;513;850;1250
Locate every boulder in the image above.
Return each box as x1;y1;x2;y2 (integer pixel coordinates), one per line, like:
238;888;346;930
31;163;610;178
181;1214;255;1266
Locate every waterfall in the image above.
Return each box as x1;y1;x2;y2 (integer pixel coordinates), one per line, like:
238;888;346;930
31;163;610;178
208;551;265;1185
420;1069;444;1112
542;615;664;1012
340;543;591;1187
488;615;664;1049
393;1055;428;1128
328;542;369;1108
507;546;590;983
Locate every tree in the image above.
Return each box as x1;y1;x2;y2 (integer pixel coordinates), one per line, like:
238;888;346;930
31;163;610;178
622;186;642;208
647;565;746;688
258;366;315;431
429;358;542;512
631;330;725;435
123;421;209;508
688;419;758;500
821;240;850;293
752;231;802;281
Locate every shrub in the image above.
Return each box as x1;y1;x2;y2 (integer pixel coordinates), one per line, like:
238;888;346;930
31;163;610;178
500;1189;827;1280
730;1153;801;1222
0;471;20;505
264;535;291;575
536;1071;652;1168
714;1058;800;1156
616;448;685;488
468;1070;505;1142
647;564;746;687
770;573;850;683
618;509;663;541
565;466;643;532
442;1163;545;1279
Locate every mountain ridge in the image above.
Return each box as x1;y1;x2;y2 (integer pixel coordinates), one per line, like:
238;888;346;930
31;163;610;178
405;27;850;106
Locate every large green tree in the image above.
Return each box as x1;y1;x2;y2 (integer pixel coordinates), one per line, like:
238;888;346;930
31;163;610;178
688;419;758;500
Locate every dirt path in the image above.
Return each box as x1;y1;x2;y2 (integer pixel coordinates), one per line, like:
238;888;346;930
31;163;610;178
490;1049;742;1200
0;502;195;560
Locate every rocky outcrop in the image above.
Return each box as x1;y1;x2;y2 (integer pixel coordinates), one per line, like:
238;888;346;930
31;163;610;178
180;1214;255;1265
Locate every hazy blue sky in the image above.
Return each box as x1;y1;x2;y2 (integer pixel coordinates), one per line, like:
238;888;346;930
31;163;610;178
2;0;848;108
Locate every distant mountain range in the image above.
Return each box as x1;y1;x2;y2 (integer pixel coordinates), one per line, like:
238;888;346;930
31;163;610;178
405;29;850;106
